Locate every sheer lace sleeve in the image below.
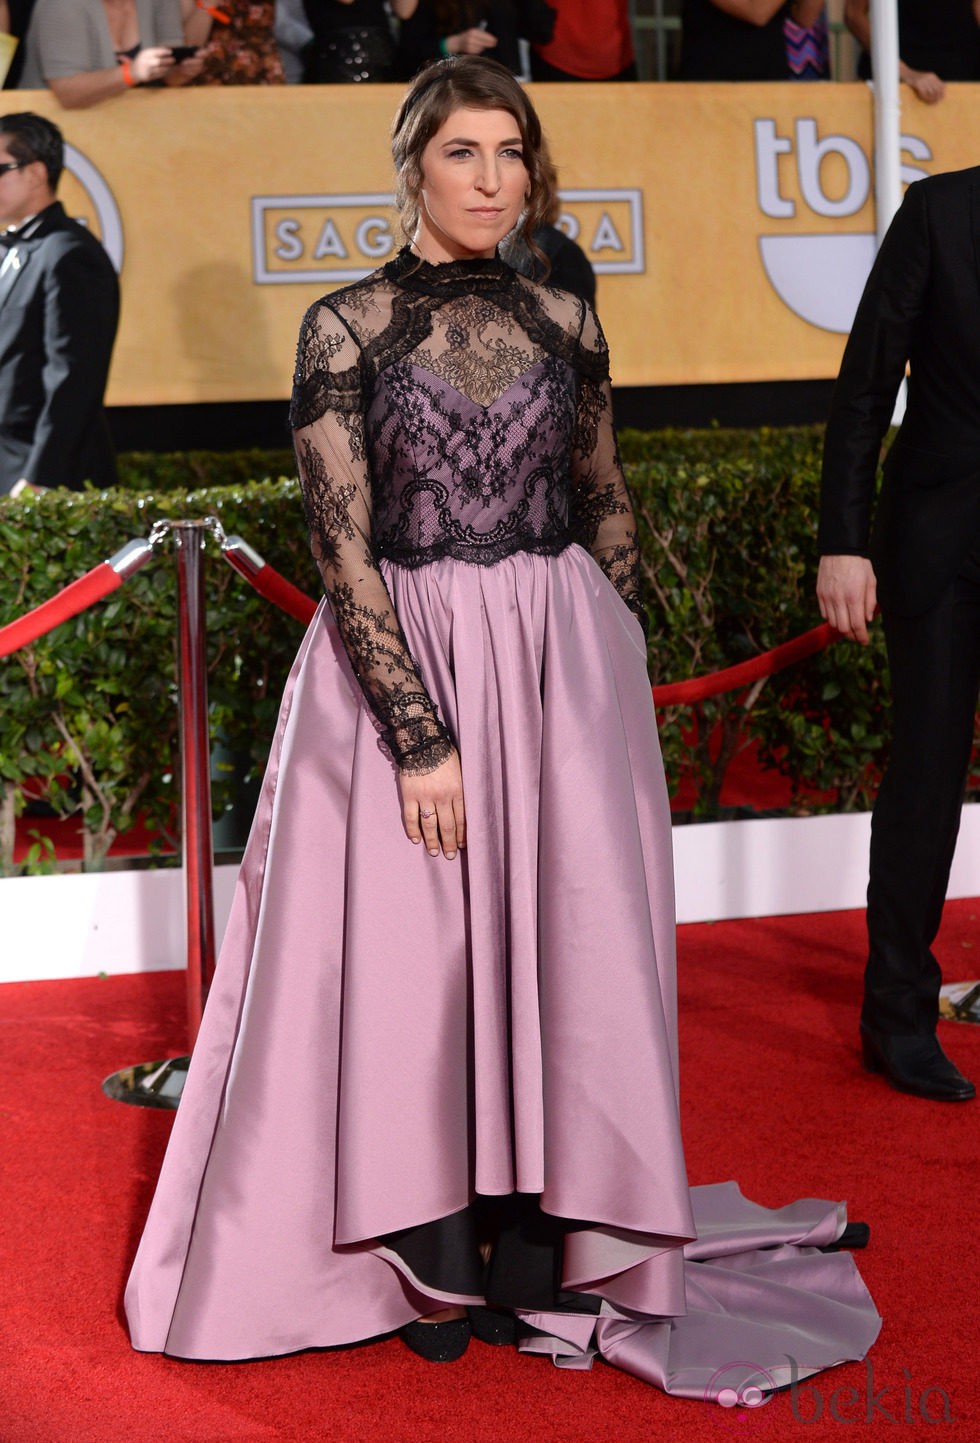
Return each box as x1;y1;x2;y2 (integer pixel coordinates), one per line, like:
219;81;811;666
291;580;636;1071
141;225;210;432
290;300;454;774
568;304;647;633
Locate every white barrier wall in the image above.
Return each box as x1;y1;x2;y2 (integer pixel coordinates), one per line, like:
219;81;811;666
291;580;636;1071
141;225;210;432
3;805;979;984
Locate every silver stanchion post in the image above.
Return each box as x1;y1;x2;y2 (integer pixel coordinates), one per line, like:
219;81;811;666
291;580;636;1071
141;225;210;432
175;521;217;1041
103;520;217;1108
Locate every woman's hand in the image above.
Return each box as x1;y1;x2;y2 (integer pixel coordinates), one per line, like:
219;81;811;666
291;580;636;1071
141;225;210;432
445;27;498;56
399;750;466;860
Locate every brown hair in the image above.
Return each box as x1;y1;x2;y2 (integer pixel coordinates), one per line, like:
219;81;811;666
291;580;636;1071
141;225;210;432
391;56;556;261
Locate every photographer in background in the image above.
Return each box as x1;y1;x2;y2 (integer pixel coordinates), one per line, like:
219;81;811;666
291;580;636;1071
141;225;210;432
397;1;555;78
678;0;826;81
191;1;287;85
300;1;418;84
845;0;980;104
2;4;37;90
18;0;205;106
530;0;633;81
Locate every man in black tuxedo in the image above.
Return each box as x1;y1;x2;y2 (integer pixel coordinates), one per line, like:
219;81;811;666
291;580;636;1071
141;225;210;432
817;166;980;1102
0;111;119;496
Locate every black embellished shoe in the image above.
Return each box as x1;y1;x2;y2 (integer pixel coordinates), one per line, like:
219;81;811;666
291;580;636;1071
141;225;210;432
817;1222;871;1253
467;1305;518;1346
399;1316;471;1362
860;1024;976;1101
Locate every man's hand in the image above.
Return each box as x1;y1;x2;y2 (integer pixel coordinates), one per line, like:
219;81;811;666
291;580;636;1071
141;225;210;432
903;64;945;103
816;554;878;644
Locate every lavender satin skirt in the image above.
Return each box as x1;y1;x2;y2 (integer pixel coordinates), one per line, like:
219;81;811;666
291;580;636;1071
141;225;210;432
124;548;880;1398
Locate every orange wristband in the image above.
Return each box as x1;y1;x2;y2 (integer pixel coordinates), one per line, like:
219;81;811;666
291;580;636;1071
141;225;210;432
196;1;231;21
120;55;136;87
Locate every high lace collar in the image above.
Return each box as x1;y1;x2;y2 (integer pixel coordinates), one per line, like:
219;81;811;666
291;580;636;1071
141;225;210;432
384;245;516;298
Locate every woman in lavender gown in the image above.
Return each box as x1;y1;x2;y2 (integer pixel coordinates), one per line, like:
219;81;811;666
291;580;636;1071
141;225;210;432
125;56;880;1401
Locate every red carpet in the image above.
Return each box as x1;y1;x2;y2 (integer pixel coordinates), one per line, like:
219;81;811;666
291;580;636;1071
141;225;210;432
2;904;979;1443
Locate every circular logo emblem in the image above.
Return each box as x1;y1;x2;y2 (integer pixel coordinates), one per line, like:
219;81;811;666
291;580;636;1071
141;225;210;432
62;143;124;272
704;1362;776;1421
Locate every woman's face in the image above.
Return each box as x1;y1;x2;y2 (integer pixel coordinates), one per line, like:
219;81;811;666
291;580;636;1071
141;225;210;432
413;106;529;263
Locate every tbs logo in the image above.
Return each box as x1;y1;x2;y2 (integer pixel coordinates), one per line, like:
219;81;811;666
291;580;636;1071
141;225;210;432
754;118;931;334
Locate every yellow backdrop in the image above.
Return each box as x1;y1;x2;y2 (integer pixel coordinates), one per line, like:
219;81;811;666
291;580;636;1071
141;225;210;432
15;82;980;405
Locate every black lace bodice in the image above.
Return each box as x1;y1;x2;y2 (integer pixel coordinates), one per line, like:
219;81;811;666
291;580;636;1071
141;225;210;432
290;247;643;773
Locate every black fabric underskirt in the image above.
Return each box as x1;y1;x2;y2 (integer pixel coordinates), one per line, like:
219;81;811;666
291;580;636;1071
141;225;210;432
381;1193;602;1316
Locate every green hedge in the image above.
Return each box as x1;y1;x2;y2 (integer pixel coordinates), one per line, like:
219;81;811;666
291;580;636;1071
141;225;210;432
0;475;317;874
0;429;899;874
626;426;891;817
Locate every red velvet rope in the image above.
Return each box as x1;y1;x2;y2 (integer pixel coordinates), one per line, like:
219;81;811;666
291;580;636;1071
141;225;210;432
0;564;122;658
0;539;836;705
230;558;838;705
234;562;318;626
650;622;835;706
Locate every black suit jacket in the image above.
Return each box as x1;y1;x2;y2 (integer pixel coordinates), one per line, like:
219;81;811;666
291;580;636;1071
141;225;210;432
0;200;119;494
819;166;980;616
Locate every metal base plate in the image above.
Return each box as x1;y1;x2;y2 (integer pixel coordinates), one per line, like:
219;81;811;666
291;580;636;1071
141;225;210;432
102;1056;190;1108
940;982;980;1024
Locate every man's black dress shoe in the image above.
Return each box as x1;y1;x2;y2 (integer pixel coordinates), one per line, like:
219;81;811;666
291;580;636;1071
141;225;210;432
399;1316;471;1362
860;1025;976;1101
